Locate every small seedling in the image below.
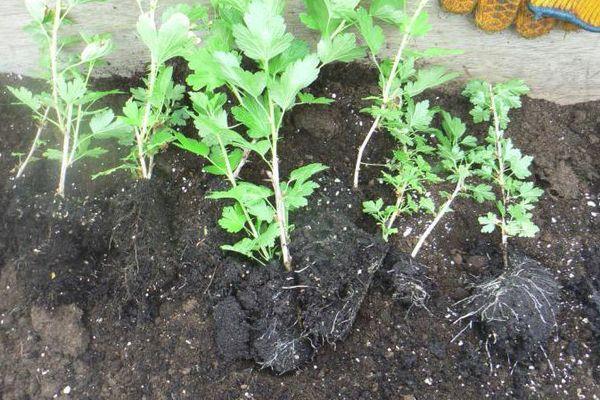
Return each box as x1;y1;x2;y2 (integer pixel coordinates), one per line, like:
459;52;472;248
178;0;361;269
95;1;203;179
8;0;123;196
352;0;459;188
410;112;494;258
463;79;543;268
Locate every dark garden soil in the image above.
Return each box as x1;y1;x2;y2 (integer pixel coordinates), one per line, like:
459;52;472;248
0;63;599;399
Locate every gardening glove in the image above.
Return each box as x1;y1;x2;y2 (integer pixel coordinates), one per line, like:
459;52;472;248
441;0;600;38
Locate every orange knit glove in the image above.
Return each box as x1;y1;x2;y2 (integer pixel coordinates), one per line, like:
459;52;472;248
440;0;586;38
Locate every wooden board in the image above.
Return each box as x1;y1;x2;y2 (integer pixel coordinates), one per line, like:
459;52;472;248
1;0;599;104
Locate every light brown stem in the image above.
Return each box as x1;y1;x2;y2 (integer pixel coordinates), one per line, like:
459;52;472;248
411;178;463;258
353;0;430;188
16;107;49;179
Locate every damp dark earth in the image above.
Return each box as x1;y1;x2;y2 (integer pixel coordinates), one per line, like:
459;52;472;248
0;63;599;399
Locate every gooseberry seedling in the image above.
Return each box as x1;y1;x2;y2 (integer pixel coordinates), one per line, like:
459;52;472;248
9;0;123;196
178;0;359;269
463;79;543;268
95;1;203;179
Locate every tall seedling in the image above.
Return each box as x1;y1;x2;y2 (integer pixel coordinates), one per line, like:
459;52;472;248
95;1;199;179
355;1;459;241
463;80;543;268
9;0;122;196
352;0;459;188
179;0;364;269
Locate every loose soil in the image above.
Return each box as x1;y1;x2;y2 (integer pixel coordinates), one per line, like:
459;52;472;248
0;63;599;399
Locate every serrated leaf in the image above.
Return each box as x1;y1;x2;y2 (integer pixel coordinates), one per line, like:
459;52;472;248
356;8;385;56
214;51;266;97
231;97;270;139
297;92;334;105
208;182;273;204
173;132;209;157
270;54;320;110
57;75;87;103
7;86;41;111
317;33;365;65
369;0;404;25
406;11;430;37
219;205;247;233
363;199;384;215
289;162;328;183
232;0;293;62
185;48;226;91
405;67;458;97
137;12;191;64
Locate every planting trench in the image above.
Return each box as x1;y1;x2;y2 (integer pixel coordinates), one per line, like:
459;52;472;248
0;63;599;399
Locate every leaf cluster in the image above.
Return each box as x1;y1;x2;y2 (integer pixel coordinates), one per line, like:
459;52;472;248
177;0;338;263
463;80;543;239
9;0;125;192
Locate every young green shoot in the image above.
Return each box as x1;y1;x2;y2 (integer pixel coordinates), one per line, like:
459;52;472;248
410;112;493;258
353;0;458;188
362;98;441;241
95;1;204;179
179;0;360;270
463;80;543;268
8;0;122;196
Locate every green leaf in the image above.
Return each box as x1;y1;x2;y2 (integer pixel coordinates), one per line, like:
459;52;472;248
57;75;87;103
76;147;108;160
7;86;41;111
478;212;498;233
203;148;243;175
81;36;113;63
219;205;247;233
214;51;266;97
289;162;328;183
469;184;495;203
405;67;458;97
232;0;293;62
419;196;435;213
331;0;360;18
406;100;434;130
173;132;209;157
317;33;365;65
356;8;385;56
363;199;384;215
406;11;430;37
300;0;330;34
246;200;275;222
270;54;320;110
43;148;63;160
208;182;273;204
297;92;334;105
137;12;191;64
121;99;142;127
147;129;175;154
369;0;404;25
89;109;132;143
255;222;279;249
270;39;310;74
186;48;226;91
231;97;270;139
222;238;256;257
